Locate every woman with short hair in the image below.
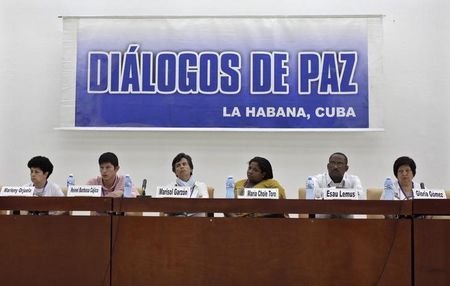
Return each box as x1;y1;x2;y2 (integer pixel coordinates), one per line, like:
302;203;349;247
382;156;417;200
164;153;209;217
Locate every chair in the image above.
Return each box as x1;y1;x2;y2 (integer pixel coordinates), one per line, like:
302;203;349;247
298;187;306;199
367;188;383;200
206;186;215;217
61;187;68;196
297;187;309;218
366;188;384;219
207;186;214;198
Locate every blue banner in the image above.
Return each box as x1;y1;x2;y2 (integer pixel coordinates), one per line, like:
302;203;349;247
75;17;371;129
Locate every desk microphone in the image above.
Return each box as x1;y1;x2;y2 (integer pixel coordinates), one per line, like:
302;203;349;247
420;182;425;189
141;179;147;197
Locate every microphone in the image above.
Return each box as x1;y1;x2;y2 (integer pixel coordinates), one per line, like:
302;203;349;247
420;182;425;189
141;179;147;197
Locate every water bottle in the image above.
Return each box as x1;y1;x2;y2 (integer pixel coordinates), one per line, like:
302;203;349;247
124;174;133;198
225;176;235;198
306;176;315;200
66;174;75;188
383;177;394;200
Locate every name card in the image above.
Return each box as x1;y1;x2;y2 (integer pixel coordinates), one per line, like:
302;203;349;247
238;188;279;199
0;186;35;197
323;188;359;200
413;189;447;199
156;186;190;198
67;185;102;197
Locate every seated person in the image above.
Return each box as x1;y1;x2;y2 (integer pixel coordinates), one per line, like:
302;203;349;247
165;153;209;217
381;156;431;219
309;152;365;218
25;156;64;215
26;156;64;197
227;156;288;218
87;152;138;197
164;153;209;217
381;156;417;200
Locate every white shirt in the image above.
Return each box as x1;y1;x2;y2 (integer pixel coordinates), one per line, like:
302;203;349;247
310;172;365;219
25;181;64;197
311;172;366;200
381;180;416;200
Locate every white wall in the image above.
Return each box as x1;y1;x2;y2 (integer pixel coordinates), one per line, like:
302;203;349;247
1;0;449;199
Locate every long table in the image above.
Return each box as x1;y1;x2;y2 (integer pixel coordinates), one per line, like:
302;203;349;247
0;197;448;286
413;200;450;286
0;197;111;286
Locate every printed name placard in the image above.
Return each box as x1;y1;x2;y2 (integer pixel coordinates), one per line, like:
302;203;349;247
156;186;191;198
67;185;102;197
238;188;279;199
0;186;35;197
413;189;447;199
323;188;359;200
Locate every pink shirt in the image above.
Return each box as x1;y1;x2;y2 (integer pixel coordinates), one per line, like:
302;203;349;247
87;175;139;197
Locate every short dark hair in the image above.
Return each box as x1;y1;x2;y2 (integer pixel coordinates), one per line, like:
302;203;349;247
27;156;54;178
98;152;119;167
393;156;416;177
172;153;194;173
329;152;348;165
249;157;273;180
